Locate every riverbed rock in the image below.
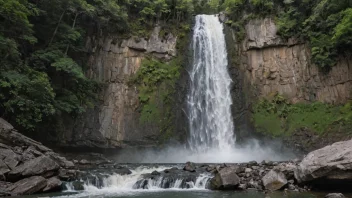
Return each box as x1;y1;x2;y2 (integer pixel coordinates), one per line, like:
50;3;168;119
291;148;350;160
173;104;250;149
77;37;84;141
71;181;85;191
183;162;196;172
262;170;287;191
295;139;352;183
325;193;345;198
8;156;60;181
6;176;47;195
210;166;240;190
58;169;77;181
273;162;296;180
0;160;10;176
43;177;62;192
0;148;19;170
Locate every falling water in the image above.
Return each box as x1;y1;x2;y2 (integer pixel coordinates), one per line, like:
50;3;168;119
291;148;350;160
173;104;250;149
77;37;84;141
188;15;235;152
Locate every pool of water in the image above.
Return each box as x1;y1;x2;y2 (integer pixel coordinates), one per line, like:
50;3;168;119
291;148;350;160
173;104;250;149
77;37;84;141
12;190;345;198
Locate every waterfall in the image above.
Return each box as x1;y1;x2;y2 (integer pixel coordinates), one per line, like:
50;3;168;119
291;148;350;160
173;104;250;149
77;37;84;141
188;15;235;152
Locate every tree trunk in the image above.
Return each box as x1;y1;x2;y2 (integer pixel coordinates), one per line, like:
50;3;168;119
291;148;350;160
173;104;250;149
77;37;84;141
65;12;80;55
49;9;67;46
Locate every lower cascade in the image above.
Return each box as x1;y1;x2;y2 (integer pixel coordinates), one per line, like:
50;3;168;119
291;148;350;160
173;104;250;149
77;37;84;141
64;166;212;194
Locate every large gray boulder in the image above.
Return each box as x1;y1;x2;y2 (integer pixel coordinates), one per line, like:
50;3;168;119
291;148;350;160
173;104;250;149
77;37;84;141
209;166;240;190
262;170;287;191
6;176;47;195
295;139;352;183
325;193;345;198
8;156;60;180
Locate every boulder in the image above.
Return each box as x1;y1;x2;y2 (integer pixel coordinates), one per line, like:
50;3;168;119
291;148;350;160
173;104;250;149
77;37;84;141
0;119;51;153
183;162;196;172
0;160;10;175
273;162;296;180
210;166;240;190
58;169;77;181
295;139;352;183
325;193;345;198
0;148;19;169
262;170;287;191
114;167;132;175
0;190;11;197
79;159;90;165
8;156;59;181
6;176;47;195
71;181;84;191
43;177;62;192
151;171;160;176
48;153;74;169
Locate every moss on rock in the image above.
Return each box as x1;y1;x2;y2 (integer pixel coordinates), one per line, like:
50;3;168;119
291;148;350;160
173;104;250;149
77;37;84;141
252;94;352;139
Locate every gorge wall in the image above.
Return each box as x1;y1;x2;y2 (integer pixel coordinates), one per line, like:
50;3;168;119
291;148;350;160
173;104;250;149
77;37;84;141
52;26;188;149
48;16;352;151
239;18;352;104
226;17;352;151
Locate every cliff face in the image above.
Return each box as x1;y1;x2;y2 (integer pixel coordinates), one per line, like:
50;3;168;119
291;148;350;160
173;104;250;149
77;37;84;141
238;18;352;104
55;27;179;149
226;17;352;151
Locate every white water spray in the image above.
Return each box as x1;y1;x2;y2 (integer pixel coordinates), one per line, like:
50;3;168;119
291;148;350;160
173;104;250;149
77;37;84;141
188;15;235;152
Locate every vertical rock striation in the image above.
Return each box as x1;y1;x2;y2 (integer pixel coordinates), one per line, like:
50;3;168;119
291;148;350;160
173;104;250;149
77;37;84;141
225;17;352;142
236;18;352;104
56;26;179;149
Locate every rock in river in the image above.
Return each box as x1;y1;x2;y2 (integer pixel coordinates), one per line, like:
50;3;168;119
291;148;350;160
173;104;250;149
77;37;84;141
262;170;287;191
209;166;240;190
325;193;345;198
295;139;352;183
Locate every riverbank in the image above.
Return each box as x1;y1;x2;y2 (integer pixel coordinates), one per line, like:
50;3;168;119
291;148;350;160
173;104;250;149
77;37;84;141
1;118;352;197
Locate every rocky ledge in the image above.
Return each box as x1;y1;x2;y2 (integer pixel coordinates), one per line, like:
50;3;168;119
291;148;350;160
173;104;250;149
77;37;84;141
0;118;77;196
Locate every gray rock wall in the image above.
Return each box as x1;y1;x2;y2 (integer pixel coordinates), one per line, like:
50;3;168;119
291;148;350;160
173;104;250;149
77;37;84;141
55;26;179;149
238;18;352;104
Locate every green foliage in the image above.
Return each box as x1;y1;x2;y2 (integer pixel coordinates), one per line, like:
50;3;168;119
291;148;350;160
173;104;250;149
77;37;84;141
333;8;352;45
222;0;352;69
0;0;196;134
0;69;55;130
0;0;102;131
132;58;181;124
253;94;352;137
275;0;352;69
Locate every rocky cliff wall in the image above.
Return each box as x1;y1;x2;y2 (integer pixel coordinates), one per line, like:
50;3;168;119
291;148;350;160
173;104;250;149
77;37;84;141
237;18;352;104
54;27;181;149
225;17;352;150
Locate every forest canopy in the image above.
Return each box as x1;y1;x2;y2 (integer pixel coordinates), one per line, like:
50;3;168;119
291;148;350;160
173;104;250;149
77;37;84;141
0;0;351;132
0;0;200;131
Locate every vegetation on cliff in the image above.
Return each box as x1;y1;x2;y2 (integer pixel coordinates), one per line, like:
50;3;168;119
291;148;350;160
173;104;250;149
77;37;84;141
0;0;206;133
253;94;352;143
131;57;183;142
216;0;352;70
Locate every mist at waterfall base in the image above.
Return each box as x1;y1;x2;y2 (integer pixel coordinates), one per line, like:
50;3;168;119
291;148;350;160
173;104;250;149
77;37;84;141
114;15;295;164
113;139;295;163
